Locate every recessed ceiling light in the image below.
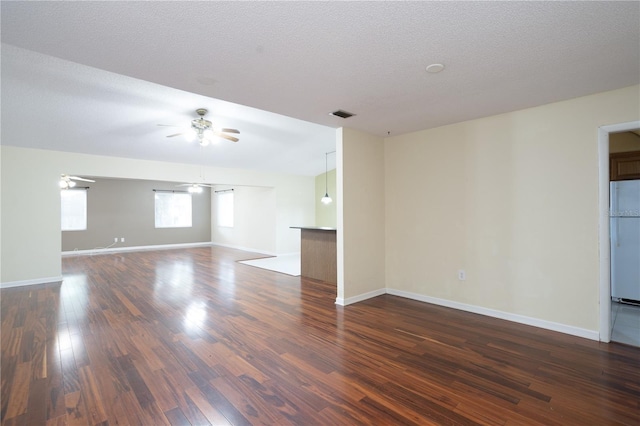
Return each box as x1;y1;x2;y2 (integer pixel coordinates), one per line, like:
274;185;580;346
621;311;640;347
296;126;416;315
426;63;445;73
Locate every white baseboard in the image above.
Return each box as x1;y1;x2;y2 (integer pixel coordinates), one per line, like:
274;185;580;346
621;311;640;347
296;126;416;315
62;241;213;257
335;286;599;341
1;276;64;289
336;288;386;306
210;242;275;256
386;288;599;341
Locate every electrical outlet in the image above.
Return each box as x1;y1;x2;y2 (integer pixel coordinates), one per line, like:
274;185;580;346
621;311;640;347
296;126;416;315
121;237;125;242
458;269;466;281
114;237;118;243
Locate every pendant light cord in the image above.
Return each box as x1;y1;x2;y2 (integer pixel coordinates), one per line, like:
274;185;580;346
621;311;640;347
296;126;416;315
325;152;329;193
321;151;335;204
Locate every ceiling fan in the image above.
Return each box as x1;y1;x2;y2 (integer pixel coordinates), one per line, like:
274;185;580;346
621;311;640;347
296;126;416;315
59;174;95;189
176;183;212;194
159;108;240;146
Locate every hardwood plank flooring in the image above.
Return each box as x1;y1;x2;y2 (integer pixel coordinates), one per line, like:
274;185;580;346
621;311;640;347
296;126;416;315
2;245;639;425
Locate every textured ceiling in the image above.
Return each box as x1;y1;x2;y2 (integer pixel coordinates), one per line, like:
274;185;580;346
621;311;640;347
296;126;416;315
2;45;336;176
2;1;639;176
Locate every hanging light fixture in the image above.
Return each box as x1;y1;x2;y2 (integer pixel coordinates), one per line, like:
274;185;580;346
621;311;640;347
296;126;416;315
59;174;94;189
161;109;240;146
59;178;76;189
321;151;332;205
187;184;203;194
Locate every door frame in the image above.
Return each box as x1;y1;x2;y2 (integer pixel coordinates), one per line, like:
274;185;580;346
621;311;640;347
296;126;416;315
598;120;640;342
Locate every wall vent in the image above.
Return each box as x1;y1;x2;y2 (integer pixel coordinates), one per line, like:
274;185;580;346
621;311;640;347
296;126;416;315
329;110;355;119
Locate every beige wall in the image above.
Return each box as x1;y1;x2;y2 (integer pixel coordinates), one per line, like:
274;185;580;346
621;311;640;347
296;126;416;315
610;131;640;153
315;168;337;228
1;147;62;283
0;146;315;284
384;85;640;332
339;127;385;301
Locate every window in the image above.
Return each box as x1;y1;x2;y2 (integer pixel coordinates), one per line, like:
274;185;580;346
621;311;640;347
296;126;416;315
155;192;192;228
61;189;87;231
217;191;234;228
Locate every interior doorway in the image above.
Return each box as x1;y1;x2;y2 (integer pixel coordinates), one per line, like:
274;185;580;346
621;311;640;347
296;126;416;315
608;129;640;346
598;121;640;343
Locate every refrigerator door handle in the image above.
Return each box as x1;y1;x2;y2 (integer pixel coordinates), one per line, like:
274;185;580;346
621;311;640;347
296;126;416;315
611;182;618;247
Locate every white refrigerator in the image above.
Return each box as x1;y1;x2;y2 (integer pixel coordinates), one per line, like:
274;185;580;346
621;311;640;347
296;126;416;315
610;180;640;302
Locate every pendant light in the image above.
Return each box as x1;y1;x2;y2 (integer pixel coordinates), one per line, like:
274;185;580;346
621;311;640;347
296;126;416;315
321;151;332;204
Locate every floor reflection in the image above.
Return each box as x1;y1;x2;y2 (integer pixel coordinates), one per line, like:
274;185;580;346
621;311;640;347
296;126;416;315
184;301;207;331
60;273;89;326
216;264;236;301
60;247;321;337
153;257;194;301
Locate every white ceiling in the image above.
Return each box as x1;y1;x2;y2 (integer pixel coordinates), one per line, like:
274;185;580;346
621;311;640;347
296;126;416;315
2;1;639;177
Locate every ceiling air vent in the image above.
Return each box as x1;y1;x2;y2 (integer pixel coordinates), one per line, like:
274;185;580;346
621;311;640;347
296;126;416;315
329;110;355;119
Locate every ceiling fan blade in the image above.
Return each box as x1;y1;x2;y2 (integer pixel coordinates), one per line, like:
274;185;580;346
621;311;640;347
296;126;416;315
219;128;240;134
176;183;213;188
216;133;239;143
157;124;182;127
69;176;95;182
166;133;184;138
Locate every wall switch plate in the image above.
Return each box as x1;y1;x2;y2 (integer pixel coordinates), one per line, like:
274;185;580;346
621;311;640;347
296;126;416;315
114;237;118;243
121;237;125;242
458;269;466;281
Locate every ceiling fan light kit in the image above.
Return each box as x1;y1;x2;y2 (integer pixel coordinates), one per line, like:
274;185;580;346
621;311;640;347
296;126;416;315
59;174;95;189
176;183;212;194
163;109;240;146
59;179;76;189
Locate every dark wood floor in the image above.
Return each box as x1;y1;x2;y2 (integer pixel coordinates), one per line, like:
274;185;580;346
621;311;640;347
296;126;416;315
2;246;639;425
